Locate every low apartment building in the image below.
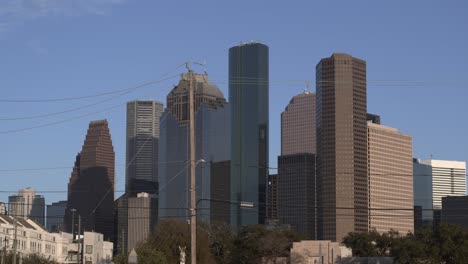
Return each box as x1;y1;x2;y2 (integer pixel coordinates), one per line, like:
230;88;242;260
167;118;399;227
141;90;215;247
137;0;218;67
0;214;112;264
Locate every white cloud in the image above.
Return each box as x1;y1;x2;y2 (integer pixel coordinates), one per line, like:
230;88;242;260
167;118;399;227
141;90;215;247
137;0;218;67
0;0;125;31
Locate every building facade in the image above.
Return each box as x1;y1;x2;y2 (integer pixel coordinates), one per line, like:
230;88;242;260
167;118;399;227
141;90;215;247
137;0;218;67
277;153;316;239
441;195;468;228
229;42;269;226
267;174;278;221
158;73;230;224
290;240;343;264
210;161;231;224
64;120;115;241
281;91;316;155
0;214;113;264
368;122;414;234
126;100;163;195
46;201;67;232
316;53;368;242
0;202;5;215
8;188;45;226
127;193;158;252
414;159;467;223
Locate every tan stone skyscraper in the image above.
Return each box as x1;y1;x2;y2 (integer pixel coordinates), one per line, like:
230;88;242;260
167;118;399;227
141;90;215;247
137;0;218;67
368;122;414;234
281;91;316;155
316;53;368;242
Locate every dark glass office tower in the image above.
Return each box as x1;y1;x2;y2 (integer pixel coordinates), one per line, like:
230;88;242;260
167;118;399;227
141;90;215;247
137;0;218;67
158;73;230;224
229;42;269;226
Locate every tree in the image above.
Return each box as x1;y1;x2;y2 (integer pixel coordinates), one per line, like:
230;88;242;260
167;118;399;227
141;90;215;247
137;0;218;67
343;224;468;264
144;219;215;264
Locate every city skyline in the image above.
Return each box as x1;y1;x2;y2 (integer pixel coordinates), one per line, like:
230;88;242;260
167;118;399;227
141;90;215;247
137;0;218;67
1;1;467;206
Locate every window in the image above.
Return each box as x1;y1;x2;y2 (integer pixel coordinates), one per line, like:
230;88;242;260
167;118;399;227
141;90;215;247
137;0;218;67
86;245;93;254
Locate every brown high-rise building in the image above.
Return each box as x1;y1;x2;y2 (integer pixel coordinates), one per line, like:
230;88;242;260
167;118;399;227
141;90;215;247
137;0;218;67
65;120;115;241
368;122;414;234
281;91;316;155
316;53;368;242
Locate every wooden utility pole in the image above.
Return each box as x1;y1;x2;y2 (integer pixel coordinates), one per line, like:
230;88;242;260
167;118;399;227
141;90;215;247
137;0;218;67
187;63;197;264
12;219;17;264
77;215;81;264
1;237;7;264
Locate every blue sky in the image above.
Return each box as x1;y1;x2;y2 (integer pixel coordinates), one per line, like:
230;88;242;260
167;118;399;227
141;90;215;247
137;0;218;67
1;0;467;203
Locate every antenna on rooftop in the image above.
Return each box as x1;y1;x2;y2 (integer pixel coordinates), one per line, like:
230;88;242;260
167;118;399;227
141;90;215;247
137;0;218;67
304;80;311;94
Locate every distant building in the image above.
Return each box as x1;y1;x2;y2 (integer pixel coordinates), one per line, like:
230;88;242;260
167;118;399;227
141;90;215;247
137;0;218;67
127;193;158;252
414;159;466;224
441;195;468;228
267;174;278;221
316;53;368;242
159;73;230;223
414;206;423;230
290;240;343;264
0;214;113;264
114;193;157;254
229;42;269;226
278;153;316;239
64;120;115;241
210;160;231;224
0;202;6;215
8;188;45;226
281;91;316;155
126;100;163;195
368;122;414;234
46;200;67;232
115;194;128;255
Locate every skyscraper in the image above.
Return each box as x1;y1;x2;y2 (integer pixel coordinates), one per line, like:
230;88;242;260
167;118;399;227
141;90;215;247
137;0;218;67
64;120;115;241
316;53;368;242
267;174;278;221
278;153;316;239
414;159;467;223
229;42;269;226
276;91;317;238
46;200;67;232
368;122;414;234
281;91;316;155
127;193;158;252
159;73;230;223
8;188;45;226
126;100;164;195
210;160;231;224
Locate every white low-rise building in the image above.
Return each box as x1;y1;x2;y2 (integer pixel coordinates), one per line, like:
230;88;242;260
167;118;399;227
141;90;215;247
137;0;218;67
0;214;113;264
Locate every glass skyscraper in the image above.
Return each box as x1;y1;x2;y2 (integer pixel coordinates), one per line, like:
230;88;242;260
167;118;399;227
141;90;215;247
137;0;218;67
229;42;269;226
158;73;230;223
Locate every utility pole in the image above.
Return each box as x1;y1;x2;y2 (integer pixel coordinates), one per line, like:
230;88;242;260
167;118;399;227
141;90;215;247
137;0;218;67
71;208;76;241
121;229;125;254
12;219;17;264
1;237;7;264
187;63;197;264
77;215;81;264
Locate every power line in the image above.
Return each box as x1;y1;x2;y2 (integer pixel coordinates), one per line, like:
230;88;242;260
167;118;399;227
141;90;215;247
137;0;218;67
0;63;186;103
0;82;174;135
0;75;178;121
